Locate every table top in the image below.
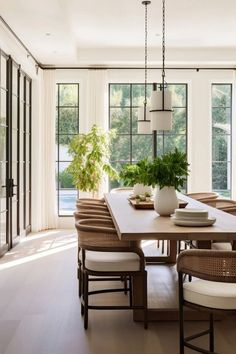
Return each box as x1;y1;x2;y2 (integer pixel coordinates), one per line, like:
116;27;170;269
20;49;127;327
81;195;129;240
104;193;236;242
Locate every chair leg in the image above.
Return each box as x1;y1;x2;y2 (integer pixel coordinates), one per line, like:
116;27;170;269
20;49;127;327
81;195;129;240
124;276;128;295
78;262;83;297
81;269;85;316
84;271;88;330
143;270;148;329
179;275;185;354
129;276;133;307
209;313;214;352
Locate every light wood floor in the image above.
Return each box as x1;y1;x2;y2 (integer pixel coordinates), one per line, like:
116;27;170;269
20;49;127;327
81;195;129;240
0;230;235;354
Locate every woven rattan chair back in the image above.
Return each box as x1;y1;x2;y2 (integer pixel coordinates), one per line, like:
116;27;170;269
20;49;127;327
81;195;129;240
186;192;218;201
202;198;236;210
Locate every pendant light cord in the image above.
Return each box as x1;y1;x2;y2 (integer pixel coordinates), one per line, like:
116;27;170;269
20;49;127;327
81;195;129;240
144;2;148;106
162;0;166;88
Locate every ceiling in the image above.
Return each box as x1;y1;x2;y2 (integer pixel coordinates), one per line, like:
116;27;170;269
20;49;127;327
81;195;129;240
1;0;236;66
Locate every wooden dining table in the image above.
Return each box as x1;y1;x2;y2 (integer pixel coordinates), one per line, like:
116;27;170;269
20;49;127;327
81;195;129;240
104;192;236;321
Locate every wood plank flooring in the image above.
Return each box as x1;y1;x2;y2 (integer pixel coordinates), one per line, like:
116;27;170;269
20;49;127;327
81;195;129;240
0;230;235;354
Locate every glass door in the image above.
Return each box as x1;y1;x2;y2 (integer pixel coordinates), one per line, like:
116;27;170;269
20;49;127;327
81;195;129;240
0;51;9;255
10;59;20;246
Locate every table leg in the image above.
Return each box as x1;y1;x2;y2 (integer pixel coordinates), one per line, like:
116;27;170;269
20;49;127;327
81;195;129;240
145;240;177;264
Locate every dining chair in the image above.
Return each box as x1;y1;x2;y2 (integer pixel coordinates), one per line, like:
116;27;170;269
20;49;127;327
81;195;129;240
186;192;219;202
201;198;236;209
76;202;109;212
110;187;133;193
76;197;105;204
75;218;148;330
177;249;236;354
74;209;113;297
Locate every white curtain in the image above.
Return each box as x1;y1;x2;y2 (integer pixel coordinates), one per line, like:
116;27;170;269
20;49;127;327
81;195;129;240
31;70;57;231
84;69;109;196
86;69;108;130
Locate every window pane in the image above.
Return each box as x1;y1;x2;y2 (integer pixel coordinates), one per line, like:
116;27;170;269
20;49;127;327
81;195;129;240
132;135;152;161
1;90;7;125
168;84;186;107
165;108;186;135
110;108;130;134
212;162;231;191
110;85;130;107
58;162;75;189
212;107;231;132
110;135;130;162
212;84;232;197
58;135;76;161
109;162;126;190
212;85;231;107
58;189;77;215
1;56;7;89
59;85;78;106
212;135;231;162
132;84;152;106
58;107;78;134
164;135;186;154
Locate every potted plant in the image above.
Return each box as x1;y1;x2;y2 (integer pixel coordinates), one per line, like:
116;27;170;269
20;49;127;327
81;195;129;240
119;159;152;196
67;124;118;198
148;148;189;216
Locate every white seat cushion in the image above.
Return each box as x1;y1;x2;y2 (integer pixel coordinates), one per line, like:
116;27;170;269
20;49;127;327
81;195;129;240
80;251;140;272
184;279;236;309
211;242;232;251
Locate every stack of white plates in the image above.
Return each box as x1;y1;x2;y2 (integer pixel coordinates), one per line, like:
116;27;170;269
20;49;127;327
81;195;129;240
171;208;216;226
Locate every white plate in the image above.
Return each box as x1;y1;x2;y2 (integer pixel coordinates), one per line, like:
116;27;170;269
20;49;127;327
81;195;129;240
171;216;216;227
174;208;208;219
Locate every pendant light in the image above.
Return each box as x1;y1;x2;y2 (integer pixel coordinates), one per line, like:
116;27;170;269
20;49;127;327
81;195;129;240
150;0;172;131
137;1;151;134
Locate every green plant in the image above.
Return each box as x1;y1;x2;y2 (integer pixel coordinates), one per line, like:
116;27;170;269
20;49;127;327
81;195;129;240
119;159;151;186
67;124;118;195
148;148;189;191
58;170;74;188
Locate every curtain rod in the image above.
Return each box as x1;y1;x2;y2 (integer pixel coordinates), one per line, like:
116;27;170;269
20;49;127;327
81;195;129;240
42;66;236;71
0;16;43;68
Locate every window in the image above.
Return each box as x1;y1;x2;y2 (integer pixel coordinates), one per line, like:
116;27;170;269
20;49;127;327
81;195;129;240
56;84;79;216
212;84;232;197
109;83;187;189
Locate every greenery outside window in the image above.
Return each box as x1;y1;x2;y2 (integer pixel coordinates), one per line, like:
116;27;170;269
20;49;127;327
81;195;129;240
109;83;188;190
212;84;232;197
56;84;79;216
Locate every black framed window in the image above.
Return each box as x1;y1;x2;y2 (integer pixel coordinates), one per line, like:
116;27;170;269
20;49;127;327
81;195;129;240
109;83;187;189
56;84;79;216
212;84;232;197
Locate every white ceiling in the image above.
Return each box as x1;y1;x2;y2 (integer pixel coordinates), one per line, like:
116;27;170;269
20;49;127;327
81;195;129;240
1;0;236;66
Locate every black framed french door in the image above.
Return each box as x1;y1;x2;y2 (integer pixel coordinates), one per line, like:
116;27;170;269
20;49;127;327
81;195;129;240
0;51;32;255
0;50;9;255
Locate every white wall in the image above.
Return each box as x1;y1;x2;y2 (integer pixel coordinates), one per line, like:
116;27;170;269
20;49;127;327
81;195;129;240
55;67;235;228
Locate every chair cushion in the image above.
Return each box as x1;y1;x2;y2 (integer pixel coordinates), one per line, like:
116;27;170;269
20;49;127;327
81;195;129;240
184;279;236;309
80;251;140;272
211;242;232;251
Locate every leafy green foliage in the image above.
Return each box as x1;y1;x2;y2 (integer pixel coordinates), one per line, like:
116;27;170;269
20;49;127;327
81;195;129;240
119;159;152;186
67;125;118;193
148;148;189;191
58;170;74;188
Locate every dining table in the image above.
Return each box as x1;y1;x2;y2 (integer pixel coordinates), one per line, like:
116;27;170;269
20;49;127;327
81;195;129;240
104;192;236;322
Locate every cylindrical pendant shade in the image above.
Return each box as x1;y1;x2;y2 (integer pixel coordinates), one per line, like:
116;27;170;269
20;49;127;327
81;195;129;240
150;90;172;110
150;89;172;131
151;110;172;131
138;106;151;134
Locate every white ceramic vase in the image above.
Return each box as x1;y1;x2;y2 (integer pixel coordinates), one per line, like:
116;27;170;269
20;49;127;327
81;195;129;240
154;186;178;216
133;184;152;196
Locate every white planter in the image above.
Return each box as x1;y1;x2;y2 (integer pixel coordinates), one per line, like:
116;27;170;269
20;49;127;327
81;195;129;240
154;186;178;216
133;184;152;196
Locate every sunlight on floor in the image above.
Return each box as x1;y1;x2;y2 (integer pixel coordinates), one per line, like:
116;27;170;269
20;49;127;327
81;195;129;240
0;230;77;270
